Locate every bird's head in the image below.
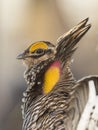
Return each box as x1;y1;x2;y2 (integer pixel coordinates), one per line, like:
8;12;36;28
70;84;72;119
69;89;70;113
17;41;56;69
17;18;91;94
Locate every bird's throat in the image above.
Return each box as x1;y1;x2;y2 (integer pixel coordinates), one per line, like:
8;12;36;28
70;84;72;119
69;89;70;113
43;61;61;94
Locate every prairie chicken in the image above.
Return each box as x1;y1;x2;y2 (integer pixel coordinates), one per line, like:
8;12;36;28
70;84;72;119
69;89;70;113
17;18;98;130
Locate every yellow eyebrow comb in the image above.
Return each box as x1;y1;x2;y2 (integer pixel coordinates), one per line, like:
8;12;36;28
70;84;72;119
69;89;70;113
29;42;48;53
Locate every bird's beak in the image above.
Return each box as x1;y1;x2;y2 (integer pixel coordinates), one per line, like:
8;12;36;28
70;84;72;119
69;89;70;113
17;52;26;59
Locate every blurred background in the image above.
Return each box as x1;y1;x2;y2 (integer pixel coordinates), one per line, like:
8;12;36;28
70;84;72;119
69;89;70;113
0;0;98;130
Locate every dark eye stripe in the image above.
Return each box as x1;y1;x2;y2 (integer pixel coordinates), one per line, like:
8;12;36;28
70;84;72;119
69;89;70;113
28;48;52;59
35;49;44;54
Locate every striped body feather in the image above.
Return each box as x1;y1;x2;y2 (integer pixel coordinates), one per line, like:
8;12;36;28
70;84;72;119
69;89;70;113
17;18;98;130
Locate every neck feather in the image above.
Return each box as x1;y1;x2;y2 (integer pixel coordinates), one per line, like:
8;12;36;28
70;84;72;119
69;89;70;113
21;59;75;118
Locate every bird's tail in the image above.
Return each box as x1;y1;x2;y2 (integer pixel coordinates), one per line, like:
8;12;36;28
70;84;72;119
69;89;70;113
74;76;98;130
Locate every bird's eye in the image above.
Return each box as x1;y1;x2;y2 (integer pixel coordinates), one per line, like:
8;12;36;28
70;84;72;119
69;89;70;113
35;49;44;54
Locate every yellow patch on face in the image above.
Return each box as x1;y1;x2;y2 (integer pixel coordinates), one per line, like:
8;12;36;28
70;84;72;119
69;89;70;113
29;42;48;53
43;66;60;94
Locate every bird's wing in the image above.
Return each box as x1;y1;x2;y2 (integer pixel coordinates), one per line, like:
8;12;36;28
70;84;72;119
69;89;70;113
74;76;98;130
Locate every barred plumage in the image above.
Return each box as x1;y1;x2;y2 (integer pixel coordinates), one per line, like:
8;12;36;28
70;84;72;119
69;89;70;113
17;18;98;130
